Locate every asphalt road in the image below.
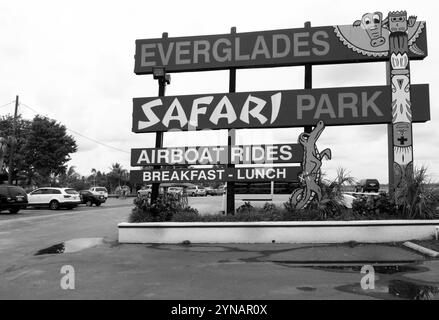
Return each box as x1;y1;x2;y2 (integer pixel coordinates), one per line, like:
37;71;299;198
1;197;439;300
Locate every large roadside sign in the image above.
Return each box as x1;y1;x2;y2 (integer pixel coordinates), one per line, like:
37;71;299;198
131;11;430;209
134;23;427;74
132;84;430;132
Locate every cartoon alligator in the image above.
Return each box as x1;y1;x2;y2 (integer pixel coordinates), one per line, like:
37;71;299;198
290;121;331;209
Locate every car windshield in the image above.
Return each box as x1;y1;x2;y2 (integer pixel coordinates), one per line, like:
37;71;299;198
65;189;79;194
95;188;107;192
7;187;26;197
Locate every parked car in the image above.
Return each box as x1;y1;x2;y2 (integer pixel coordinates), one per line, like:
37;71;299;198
204;186;221;196
355;179;380;193
216;185;226;195
185;185;207;197
27;187;81;210
137;185;151;197
90;186;108;199
167;187;183;196
79;190;106;206
0;184;28;214
137;185;164;197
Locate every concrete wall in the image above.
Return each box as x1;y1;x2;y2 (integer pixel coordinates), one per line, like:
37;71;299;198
118;220;439;244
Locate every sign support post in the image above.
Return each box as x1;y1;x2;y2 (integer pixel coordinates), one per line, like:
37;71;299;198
226;27;237;215
151;33;170;204
304;21;313;134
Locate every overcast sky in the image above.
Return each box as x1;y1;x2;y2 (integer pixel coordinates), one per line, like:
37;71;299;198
0;0;438;183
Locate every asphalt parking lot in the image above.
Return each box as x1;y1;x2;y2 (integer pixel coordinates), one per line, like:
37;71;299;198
0;195;226;222
0;197;134;221
1;194;439;300
0;194;292;222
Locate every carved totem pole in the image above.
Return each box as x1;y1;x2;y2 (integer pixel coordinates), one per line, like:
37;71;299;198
346;10;423;205
388;11;417;204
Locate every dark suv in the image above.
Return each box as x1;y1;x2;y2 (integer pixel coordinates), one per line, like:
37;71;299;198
0;184;28;214
355;179;380;193
79;190;105;207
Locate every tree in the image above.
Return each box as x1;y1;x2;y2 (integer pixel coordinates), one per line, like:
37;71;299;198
0;115;32;184
58;166;81;187
24;116;77;185
108;163;128;191
0;114;77;186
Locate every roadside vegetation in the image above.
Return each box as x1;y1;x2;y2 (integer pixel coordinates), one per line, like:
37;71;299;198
129;167;439;223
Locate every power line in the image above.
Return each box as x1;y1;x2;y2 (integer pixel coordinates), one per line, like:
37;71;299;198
0;101;15;109
65;127;129;154
19;102;41;115
19;102;129;154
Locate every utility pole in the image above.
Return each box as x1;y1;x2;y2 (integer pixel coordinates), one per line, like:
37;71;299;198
8;95;19;185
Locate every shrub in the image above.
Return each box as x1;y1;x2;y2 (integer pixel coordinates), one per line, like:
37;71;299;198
236;201;253;214
170;208;200;222
352;193;397;219
397;167;439;219
351;167;439;220
129;194;199;223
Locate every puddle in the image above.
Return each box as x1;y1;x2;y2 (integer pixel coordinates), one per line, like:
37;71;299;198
338;279;439;300
388;280;439;300
297;286;317;292
151;244;229;252
35;238;103;255
185;247;228;252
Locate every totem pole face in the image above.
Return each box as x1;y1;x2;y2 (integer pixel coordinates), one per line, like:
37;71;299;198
360;12;385;47
388;11;408;32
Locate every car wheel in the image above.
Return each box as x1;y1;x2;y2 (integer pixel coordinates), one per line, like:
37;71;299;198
9;208;19;214
49;200;59;210
96;202;102;207
86;200;93;207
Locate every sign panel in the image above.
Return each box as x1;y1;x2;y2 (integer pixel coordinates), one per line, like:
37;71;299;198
131;144;303;166
130;166;301;184
134;22;427;74
132;84;429;132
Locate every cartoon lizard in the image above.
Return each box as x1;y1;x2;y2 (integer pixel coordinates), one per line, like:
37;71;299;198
290;121;331;209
